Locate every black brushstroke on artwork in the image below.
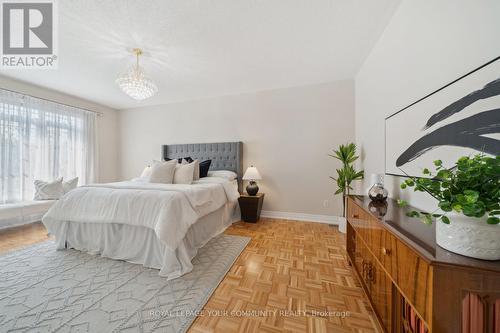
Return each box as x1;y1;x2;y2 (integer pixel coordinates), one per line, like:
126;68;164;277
423;78;500;129
396;109;500;167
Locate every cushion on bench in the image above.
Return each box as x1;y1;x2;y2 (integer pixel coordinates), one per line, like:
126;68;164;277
0;200;56;229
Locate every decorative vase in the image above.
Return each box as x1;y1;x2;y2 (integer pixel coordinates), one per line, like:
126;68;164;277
368;174;388;202
436;213;500;260
368;183;388;202
246;181;259;196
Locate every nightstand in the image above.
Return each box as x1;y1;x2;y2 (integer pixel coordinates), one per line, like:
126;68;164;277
238;193;264;223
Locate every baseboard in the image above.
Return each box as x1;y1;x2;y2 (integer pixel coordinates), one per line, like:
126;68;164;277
260;211;346;233
260;210;343;225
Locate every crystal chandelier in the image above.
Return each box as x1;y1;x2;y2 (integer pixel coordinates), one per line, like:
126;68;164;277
116;48;158;101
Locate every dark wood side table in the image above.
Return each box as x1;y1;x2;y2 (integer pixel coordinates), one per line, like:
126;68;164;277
238;193;264;223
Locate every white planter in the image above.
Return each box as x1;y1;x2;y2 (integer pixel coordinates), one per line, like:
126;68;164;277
436;213;500;260
338;217;346;234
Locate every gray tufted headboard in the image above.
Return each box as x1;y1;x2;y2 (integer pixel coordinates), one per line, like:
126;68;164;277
162;141;243;183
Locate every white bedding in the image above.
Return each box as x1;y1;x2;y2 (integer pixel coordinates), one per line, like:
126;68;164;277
43;177;239;251
46;201;238;279
42;177;240;278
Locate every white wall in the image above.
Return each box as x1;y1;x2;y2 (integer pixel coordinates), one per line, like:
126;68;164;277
120;80;355;217
355;0;500;209
0;76;120;183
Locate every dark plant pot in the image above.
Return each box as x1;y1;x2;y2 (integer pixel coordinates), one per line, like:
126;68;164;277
246;181;259;196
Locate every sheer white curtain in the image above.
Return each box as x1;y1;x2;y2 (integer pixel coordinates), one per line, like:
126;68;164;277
0;89;98;204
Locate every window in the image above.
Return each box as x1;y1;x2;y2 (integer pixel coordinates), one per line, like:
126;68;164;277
0;89;97;204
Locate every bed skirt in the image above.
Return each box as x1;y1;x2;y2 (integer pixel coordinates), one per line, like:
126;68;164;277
45;201;239;280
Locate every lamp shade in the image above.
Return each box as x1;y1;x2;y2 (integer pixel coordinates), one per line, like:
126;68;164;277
242;166;261;180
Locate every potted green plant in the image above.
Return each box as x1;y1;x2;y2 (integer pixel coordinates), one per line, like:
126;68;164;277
330;143;364;218
399;154;500;260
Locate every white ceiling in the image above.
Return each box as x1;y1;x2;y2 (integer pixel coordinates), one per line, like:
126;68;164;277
0;0;400;109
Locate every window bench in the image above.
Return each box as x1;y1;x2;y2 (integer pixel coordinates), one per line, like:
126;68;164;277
0;200;56;230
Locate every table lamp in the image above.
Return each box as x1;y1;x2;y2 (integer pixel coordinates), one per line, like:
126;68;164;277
242;166;261;196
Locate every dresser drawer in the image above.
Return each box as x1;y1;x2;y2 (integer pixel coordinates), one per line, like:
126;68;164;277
391;237;433;324
354;235;392;333
347;200;371;221
347;201;372;247
348;200;391;272
374;227;394;276
370;253;392;333
353;232;369;289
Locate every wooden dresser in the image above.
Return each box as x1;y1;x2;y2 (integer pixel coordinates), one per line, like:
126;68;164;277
346;196;500;333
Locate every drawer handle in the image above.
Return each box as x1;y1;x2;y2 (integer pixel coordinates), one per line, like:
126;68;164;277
366;263;375;282
361;260;375;283
381;247;392;256
352;214;359;218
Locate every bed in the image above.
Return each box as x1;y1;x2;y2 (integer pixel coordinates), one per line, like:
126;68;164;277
42;142;243;280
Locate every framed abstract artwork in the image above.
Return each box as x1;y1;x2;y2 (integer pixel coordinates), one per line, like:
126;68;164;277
385;56;500;177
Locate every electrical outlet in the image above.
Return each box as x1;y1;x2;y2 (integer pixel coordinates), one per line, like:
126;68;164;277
323;199;329;207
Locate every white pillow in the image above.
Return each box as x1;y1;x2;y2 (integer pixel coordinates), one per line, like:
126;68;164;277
62;177;78;193
140;165;152;178
34;177;64;200
192;160;200;180
148;159;177;184
173;162;196;184
207;170;238;181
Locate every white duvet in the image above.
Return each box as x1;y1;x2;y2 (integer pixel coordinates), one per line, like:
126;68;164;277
42;177;239;251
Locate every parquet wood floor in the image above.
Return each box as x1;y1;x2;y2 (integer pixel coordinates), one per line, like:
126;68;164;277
190;219;378;333
0;222;51;253
0;219;378;332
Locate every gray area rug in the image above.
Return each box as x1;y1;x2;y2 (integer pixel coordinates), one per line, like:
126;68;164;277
0;234;249;333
